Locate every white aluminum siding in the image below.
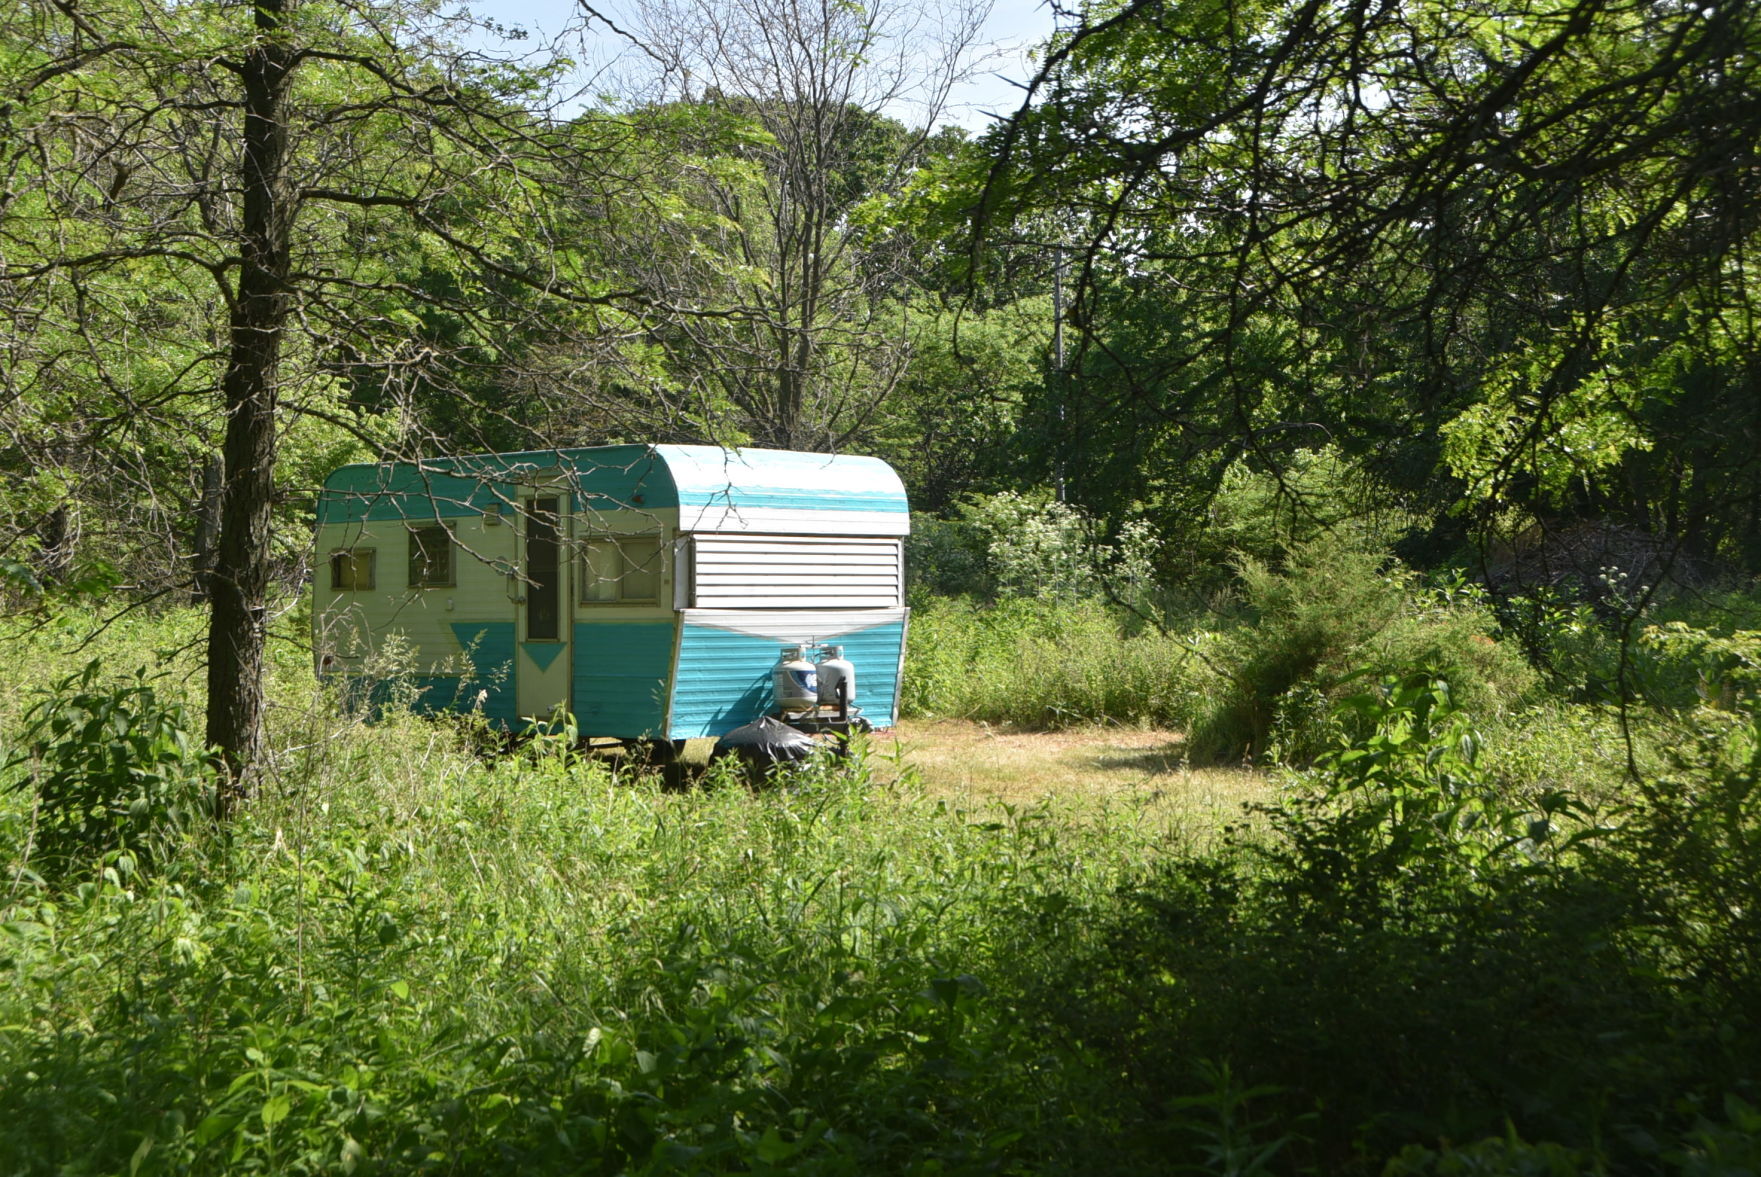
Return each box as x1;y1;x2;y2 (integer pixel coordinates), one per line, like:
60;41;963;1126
687;535;903;609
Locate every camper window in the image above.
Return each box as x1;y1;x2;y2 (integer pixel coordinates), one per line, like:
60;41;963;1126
581;537;661;603
407;525;454;587
330;548;375;591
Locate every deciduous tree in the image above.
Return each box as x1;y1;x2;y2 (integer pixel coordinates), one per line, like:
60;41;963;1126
0;0;665;795
970;0;1761;576
580;0;991;449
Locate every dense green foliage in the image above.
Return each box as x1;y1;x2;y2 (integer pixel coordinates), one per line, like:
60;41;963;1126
906;534;1543;765
4;612;1761;1174
5;661;217;882
956;0;1761;586
1042;676;1761;1175
12;0;1760;614
0;619;1153;1174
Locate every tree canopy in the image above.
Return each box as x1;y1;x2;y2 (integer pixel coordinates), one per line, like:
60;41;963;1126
965;0;1761;576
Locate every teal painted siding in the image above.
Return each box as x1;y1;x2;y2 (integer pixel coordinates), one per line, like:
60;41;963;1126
317;463;506;524
573;620;677;737
316;445;680;524
676;488;906;515
565;448;678;513
669;626;772;739
447;621;518;726
668;619;905;739
824;621;905;729
331;632;516;727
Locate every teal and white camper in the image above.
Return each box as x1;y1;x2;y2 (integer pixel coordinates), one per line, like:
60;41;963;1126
310;444;909;740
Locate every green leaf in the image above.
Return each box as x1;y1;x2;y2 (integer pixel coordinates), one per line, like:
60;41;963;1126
755;1127;795;1163
192;1112;243;1147
260;1094;291;1128
129;1132;154;1177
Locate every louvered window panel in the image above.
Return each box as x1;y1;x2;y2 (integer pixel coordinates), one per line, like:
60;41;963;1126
689;534;902;608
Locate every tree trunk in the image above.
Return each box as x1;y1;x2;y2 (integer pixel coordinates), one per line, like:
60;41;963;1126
190;453;224;603
36;504;73;584
207;0;296;809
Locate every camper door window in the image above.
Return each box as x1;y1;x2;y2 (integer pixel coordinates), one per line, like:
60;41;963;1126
407;524;455;587
330;548;376;591
582;537;661;603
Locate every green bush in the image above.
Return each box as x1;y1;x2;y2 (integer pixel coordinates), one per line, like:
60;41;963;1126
904;514;991;599
7;601;1757;1176
1493;581;1761;708
906;490;1159;606
1476;700;1647;803
0;657;1162;1176
1018;676;1761;1175
5;660;216;881
1186;539;1537;764
1197;445;1425;576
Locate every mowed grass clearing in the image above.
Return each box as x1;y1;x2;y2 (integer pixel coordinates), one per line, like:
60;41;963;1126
879;718;1274;840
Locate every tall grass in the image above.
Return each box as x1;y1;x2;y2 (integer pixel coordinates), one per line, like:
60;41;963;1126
7;600;1761;1174
903;596;1207;729
1;619;1161;1174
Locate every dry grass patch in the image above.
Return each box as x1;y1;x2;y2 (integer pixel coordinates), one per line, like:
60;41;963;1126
877;719;1274;841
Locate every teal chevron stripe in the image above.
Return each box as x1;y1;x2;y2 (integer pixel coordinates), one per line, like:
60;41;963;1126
522;641;565;671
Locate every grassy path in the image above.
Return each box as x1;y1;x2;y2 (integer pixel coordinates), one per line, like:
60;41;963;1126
879;718;1274;839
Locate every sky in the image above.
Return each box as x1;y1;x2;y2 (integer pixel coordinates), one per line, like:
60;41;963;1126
462;0;1059;131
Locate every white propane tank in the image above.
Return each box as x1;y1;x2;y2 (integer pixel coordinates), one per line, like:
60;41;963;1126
816;646;855;711
773;646;819;713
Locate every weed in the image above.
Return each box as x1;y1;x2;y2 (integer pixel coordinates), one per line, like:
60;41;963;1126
4;603;1759;1175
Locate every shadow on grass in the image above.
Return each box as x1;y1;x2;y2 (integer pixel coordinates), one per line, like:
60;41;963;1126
1088;740;1190;774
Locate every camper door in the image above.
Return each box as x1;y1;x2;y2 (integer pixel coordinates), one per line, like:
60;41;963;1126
515;493;573;723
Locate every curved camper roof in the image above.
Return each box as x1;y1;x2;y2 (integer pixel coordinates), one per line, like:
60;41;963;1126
317;444;910;536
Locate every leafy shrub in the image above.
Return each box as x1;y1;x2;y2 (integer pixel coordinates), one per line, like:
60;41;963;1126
1495;586;1641;702
1494;581;1761;707
1382;1133;1593;1176
1595;702;1761;1023
5;660;216;881
1643;621;1761;712
1019;673;1761;1175
1197;445;1424;577
906;490;1159;606
1187;538;1537;764
0;694;1160;1176
904;514;991;600
1475;700;1645;803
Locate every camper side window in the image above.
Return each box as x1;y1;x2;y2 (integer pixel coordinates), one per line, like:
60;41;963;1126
407;525;454;587
330;548;375;591
581;537;661;603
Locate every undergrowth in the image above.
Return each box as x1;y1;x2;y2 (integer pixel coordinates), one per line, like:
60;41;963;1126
0;647;1151;1175
902;595;1205;728
1019;674;1761;1175
4;607;1761;1174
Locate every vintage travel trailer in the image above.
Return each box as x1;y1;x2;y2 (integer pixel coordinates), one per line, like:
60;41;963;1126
310;444;909;741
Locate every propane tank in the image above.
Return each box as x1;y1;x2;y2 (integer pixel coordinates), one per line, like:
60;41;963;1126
772;646;818;713
816;645;855;712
